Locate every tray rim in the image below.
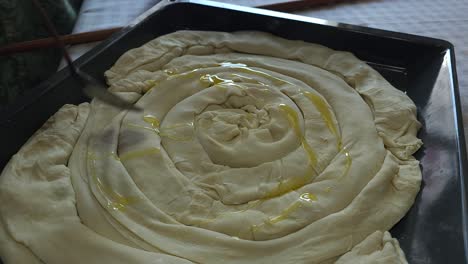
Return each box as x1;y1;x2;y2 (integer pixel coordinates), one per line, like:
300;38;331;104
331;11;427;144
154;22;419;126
1;0;467;261
447;47;468;262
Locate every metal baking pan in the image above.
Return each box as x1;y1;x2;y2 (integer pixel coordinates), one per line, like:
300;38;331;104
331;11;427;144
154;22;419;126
0;0;466;263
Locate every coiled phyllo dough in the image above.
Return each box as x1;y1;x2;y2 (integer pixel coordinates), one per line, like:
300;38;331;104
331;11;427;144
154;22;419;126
0;31;422;264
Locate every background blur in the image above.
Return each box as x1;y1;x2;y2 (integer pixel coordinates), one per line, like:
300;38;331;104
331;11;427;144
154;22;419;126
0;0;82;103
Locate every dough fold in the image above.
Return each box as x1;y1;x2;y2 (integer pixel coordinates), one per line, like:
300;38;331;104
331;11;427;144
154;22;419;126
335;231;408;264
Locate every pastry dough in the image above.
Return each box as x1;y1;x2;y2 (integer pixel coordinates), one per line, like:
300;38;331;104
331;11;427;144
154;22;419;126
0;31;422;263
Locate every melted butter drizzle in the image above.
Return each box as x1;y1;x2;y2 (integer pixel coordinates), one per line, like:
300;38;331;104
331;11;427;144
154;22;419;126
268;202;302;224
87;151;120;161
123;123;156;133
279;104;318;167
200;74;233;86
199;74;269;99
199;74;245;92
249;92;351;231
219;62;293;86
164;62;292;87
219;62;247;67
230;73;267;86
249;104;317;201
84;116;164;211
87;151;138;211
160;124;194;141
268;192;318;224
133;114;194;141
248;105;320;231
144;79;158;92
143;114;160;128
251;192;317;233
340;146;352;180
302;91;342;150
119;148;160;161
300;91;352;185
261;173;314;200
300;192;318;202
165;68;201;80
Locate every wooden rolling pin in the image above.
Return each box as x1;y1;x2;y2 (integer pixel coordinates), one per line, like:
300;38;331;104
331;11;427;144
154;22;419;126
0;0;347;56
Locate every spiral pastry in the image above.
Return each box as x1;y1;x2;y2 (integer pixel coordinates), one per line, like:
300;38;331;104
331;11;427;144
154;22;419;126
0;31;422;264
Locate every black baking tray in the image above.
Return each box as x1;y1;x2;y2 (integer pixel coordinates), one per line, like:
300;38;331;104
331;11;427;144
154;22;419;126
1;0;467;263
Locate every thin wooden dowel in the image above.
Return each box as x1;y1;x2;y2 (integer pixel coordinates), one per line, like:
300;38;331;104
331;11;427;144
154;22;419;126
0;0;347;56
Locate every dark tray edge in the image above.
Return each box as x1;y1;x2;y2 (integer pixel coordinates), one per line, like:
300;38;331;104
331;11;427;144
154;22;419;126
447;47;468;263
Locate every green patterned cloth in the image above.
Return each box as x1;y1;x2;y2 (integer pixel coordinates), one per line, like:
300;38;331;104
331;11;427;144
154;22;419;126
0;0;82;104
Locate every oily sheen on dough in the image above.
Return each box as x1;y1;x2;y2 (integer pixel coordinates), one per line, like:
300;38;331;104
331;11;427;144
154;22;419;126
0;31;422;264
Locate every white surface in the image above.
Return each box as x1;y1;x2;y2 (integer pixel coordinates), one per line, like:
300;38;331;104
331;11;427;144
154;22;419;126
63;0;160;62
